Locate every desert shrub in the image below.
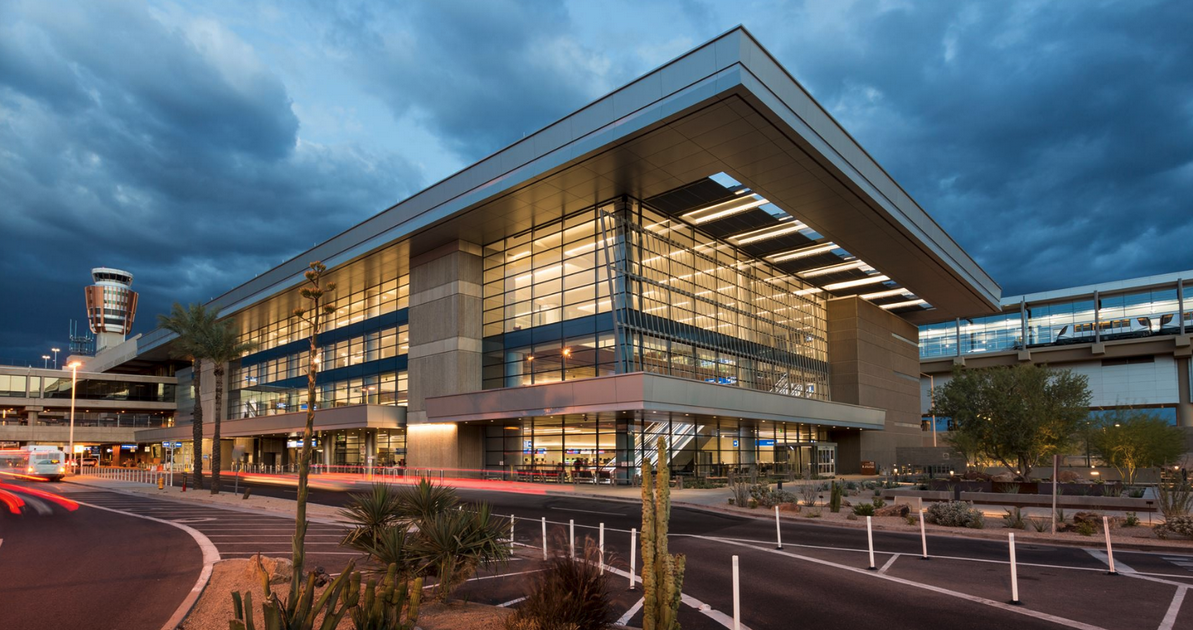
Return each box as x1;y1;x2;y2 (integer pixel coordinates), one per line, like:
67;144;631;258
904;514;919;526
414;503;511;601
925;501;983;528
1002;507;1026;530
1156;515;1193;540
750;484;796;509
804;508;822;518
1123;512;1140;527
966;513;985;529
871;497;885;509
341;484;403;551
800;482;819;508
1075;521;1097;536
852;503;876;517
727;472;753;507
1157;480;1193;519
1028;516;1050;532
1127;487;1145;499
505;542;613;630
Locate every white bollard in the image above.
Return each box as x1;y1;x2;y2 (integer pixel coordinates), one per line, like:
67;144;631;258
542;517;548;560
569;519;575;559
510;515;516;550
629;528;637;591
732;555;741;630
775;505;783;549
1103;516;1117;575
866;515;876;570
599;522;605;574
920;508;929;560
1009;532;1021;604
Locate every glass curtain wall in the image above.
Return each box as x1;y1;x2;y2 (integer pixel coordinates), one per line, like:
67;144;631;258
481;198;830;399
483;415;829;479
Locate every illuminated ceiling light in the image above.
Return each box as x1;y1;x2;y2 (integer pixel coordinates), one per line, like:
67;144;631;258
860;288;912;300
798;260;867;278
507;250;531;261
682;196;769;224
767;243;840;263
794;287;823;296
731;221;807;245
822;275;891;291
880;298;929;310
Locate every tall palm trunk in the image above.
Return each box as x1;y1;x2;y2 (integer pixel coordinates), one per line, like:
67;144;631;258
191;358;204;490
211;362;224;494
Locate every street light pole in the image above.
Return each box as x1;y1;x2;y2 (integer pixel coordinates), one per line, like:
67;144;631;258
42;355;50;369
68;361;81;473
52;347;60;370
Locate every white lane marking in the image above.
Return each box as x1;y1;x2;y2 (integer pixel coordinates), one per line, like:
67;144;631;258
497;596;527;608
1158;586;1187;630
617;597;645;626
171;518;218;523
601;563;747;629
72;499;219;630
878;553;900;575
1086;549;1136;573
695;535;1106;630
549;507;624;516
220;551;362;556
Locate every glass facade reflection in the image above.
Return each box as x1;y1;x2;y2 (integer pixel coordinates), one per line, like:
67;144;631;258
919;278;1193;358
482;199;829;399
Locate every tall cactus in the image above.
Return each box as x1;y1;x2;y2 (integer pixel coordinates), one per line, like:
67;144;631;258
641;437;686;630
829;481;842;513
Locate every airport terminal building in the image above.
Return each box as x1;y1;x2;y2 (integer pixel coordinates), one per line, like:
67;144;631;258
76;28;1002;479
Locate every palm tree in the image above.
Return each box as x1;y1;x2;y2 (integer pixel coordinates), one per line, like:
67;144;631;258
157;303;218;491
202;320;257;494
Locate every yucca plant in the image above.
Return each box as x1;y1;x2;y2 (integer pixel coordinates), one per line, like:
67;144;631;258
364;524;416;573
411;502;511;601
341;484;403;551
396;478;459;523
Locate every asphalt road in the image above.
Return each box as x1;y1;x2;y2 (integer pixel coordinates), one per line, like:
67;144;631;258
0;476;202;630
211;476;1193;629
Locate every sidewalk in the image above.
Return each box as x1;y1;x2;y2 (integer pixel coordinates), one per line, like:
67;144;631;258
65;475;350;525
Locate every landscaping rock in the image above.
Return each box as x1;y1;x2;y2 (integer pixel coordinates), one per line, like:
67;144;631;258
778;502;801;513
991;472;1015;483
874;504;909;518
1057;470;1080;483
246;553;292;585
1072;511;1102;526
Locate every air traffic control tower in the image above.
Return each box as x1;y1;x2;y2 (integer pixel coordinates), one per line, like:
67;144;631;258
85;267;138;352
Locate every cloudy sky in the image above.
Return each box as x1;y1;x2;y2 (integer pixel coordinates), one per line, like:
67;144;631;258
2;0;1192;365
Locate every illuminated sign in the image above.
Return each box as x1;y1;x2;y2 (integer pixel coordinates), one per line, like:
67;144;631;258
286;439;318;448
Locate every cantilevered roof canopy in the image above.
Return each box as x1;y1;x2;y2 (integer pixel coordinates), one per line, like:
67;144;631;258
143;26;1000;354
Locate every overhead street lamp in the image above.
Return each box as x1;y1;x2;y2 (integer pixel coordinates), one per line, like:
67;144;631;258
52;347;60;369
67;360;82;473
42;355;51;369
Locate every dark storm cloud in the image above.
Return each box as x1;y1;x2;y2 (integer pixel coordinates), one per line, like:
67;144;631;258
0;0;420;363
756;1;1193;296
317;0;634;160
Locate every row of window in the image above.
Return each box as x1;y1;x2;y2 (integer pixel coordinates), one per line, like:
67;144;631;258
232;324;409;387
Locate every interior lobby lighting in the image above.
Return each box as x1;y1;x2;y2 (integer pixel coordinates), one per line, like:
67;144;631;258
798;260;867;278
682;196;769;224
880;298;928;310
731;221;807;245
767;243;839;263
822;275;890;291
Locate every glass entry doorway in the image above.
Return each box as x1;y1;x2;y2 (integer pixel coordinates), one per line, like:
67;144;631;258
779;442;837;478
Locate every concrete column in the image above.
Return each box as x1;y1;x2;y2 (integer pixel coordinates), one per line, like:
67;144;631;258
1177;357;1193;428
406;241;484;470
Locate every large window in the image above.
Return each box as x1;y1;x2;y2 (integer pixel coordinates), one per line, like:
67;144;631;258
480;199;829;399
